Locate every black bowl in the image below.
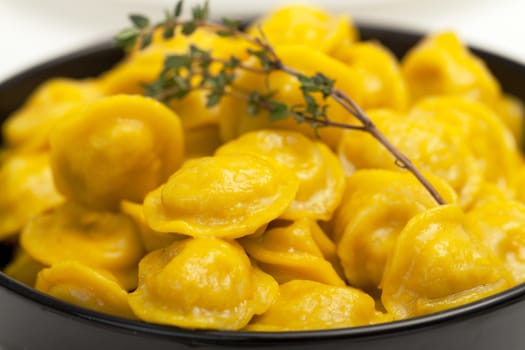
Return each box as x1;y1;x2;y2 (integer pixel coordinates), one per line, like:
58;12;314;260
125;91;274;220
1;25;525;350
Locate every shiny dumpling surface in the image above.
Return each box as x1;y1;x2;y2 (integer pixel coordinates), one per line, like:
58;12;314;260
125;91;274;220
381;205;514;319
0;152;64;239
247;5;357;55
143;153;299;238
466;200;525;284
2;78;102;151
100;27;250;96
408;96;520;189
334;169;457;291
246;280;381;331
216;130;345;220
50;95;184;211
240;219;344;286
128;237;278;330
3;248;45;287
402;31;501;106
36;261;136;319
333;41;408;111
219;45;366;150
338;109;482;208
120;200;184;253
20;201;144;290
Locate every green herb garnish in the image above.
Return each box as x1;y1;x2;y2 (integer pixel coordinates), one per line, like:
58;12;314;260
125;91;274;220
115;0;446;205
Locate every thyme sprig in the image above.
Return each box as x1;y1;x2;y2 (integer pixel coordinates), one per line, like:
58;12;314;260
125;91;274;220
115;0;446;205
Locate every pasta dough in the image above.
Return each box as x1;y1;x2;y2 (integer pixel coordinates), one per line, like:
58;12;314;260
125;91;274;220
216;130;345;220
143;154;299;238
0;3;523;333
129;238;278;330
50;95;184;210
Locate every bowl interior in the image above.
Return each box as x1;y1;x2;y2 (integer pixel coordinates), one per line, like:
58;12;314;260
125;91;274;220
1;24;525;346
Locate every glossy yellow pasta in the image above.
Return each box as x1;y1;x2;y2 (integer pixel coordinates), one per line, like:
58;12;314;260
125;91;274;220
50;95;184;210
381;205;513;319
333;169;457;291
143;154;299;238
183;124;222;160
402;32;501;106
36;261;136;319
3;248;45;287
246;280;381;331
0;152;64;239
241;219;344;286
338;109;483;207
469;182;514;209
402;31;524;145
333;41;408;111
216;130;345;220
219;45;366;149
1;3;524;333
248;5;357;55
2;78;102;151
120;200;184;253
100;28;250;96
20;202;144;290
409;96;520;189
129;238;278;330
169;90;230;131
466;200;525;283
495;94;525;144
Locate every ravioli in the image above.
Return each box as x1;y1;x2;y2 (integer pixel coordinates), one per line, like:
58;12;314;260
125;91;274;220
50;95;184;210
129;238;278;330
143;153;299;239
216;130;345;220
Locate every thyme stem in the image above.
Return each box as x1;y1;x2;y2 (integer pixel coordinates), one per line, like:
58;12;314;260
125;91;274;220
118;1;446;205
267;47;446;205
226;89;368;131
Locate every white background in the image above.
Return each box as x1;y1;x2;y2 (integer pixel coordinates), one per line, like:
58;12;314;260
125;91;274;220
0;0;524;82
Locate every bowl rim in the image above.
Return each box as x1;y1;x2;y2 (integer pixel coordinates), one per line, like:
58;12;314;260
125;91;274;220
1;24;525;344
2;265;525;343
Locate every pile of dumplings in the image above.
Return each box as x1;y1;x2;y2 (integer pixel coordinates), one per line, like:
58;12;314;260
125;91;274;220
1;5;525;331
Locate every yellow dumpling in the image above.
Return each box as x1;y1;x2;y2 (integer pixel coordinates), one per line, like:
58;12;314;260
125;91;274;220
466;200;525;283
494;94;524;144
2;78;102;151
469;181;514;209
334;170;457;291
338;109;483;208
248;5;357;55
0;152;64;239
99;47;165;96
36;261;135;319
169;90;235;132
409;96;520;190
333;41;408;111
240;219;344;286
183;124;222;160
216;130;345;220
120;200;184;253
50;95;184;211
513;166;525;204
101;27;250;96
219;45;366;150
143;154;299;239
246;280;380;331
402;32;501;106
20;201;145;290
3;248;45;287
101;26;251;133
381;205;513;319
129;237;278;330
